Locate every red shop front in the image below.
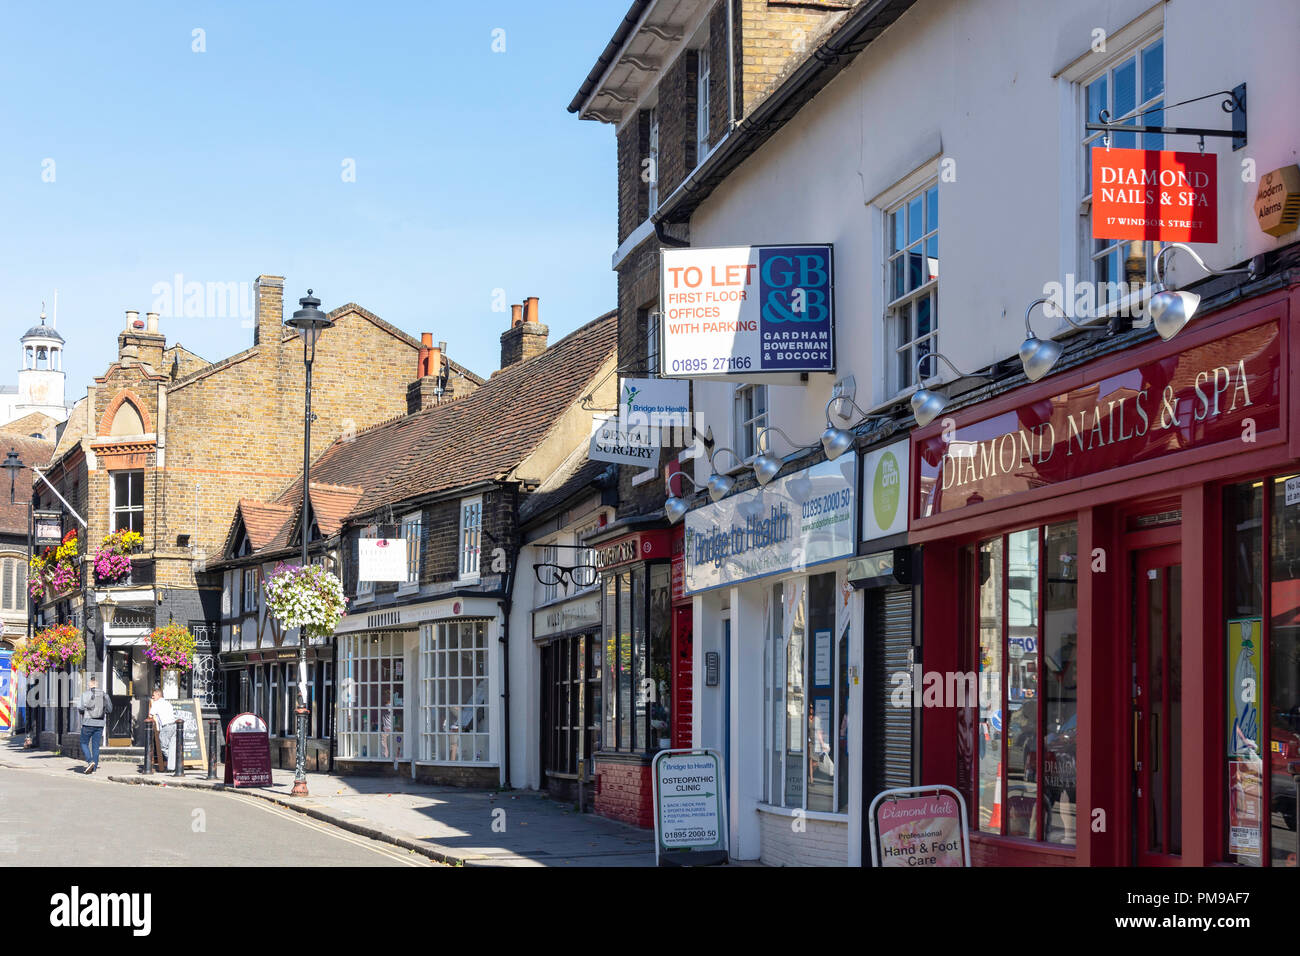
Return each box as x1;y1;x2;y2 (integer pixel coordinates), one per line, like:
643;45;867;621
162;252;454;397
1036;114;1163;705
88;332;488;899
588;526;690;827
912;280;1300;867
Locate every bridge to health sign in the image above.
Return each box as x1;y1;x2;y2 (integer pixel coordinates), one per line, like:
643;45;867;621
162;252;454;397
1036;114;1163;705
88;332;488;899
652;749;728;865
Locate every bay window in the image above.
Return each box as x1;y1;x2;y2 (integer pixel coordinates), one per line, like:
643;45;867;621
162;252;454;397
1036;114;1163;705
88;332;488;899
968;522;1079;844
420;620;489;763
337;632;404;760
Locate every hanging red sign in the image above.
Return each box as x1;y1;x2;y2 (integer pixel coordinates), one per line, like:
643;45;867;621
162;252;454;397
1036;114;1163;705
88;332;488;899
1091;147;1217;243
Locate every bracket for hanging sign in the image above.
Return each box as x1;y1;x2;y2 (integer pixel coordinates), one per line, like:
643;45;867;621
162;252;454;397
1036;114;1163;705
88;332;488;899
1086;84;1246;151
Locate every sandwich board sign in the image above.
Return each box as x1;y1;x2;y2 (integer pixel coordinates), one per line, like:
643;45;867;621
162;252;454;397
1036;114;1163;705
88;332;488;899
651;748;728;866
868;784;971;867
224;712;273;788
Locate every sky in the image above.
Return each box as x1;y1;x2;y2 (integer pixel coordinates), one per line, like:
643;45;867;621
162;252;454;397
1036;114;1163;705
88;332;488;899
0;0;621;399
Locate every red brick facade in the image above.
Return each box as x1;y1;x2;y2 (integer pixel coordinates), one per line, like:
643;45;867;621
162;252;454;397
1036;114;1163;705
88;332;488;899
594;759;654;828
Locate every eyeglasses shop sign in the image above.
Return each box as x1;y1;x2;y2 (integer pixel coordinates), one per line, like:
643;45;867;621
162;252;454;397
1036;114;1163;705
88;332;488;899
684;458;856;594
660;244;835;377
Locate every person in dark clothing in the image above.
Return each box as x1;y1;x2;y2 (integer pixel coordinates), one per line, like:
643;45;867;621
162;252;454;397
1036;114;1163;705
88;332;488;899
74;673;112;774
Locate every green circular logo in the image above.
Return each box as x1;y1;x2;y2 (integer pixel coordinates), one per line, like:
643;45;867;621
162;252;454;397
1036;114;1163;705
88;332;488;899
873;452;901;531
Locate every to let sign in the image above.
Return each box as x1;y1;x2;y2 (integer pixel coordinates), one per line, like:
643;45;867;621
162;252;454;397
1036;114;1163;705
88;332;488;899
660;244;835;378
1091;147;1217;243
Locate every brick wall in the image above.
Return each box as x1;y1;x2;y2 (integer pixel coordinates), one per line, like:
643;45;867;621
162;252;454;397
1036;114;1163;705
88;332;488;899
656;50;698;200
738;0;851;115
708;1;735;148
616;112;651;245
594;759;654;828
757;809;849;865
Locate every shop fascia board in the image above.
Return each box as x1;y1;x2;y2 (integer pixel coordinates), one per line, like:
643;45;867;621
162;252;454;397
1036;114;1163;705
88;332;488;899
335;594;503;633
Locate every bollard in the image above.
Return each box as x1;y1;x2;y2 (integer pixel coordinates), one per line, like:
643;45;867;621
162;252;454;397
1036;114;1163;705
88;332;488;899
173;718;185;777
206;719;218;780
142;718;154;775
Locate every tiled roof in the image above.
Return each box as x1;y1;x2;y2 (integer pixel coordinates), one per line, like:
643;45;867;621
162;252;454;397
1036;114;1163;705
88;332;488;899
234;500;295;551
307;310;618;518
219;310;617;560
0;432;56;537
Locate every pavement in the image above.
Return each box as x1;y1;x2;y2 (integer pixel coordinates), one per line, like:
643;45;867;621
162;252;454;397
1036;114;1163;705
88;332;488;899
0;737;657;867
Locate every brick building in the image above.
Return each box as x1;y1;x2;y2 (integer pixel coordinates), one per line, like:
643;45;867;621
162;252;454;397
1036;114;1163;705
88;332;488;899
568;0;856;829
213;303;618;785
34;277;482;753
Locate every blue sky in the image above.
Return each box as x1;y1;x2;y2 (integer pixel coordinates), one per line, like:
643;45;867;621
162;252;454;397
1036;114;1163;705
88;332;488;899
0;0;620;398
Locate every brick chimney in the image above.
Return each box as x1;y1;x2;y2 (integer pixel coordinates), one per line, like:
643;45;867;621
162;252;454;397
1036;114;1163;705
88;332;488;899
408;332;449;414
118;309;166;369
500;296;548;369
253;274;285;348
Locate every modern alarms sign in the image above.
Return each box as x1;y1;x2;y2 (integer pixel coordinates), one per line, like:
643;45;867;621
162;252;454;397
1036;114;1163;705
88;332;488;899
660;244;835;378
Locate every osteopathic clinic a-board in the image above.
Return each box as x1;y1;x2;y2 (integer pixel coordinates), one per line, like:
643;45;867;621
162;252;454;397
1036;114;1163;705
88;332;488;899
683;455;864;865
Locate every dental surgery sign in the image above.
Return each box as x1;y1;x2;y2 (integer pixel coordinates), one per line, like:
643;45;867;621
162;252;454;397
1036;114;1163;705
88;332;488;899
684;458;856;594
660;244;835;378
1091;147;1217;243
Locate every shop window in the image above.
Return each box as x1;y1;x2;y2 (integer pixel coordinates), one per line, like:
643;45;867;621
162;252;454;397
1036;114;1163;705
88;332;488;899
968;522;1078;844
111;470;144;534
764;572;851;813
337;633;404;760
1079;35;1164;310
1223;476;1300;867
419;620;489;763
885;180;939;396
600;565;672;755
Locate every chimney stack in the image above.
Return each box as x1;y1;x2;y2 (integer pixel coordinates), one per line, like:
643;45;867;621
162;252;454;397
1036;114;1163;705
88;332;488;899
500;296;549;370
119;309;165;368
408;334;461;414
253;274;285;348
418;332;433;377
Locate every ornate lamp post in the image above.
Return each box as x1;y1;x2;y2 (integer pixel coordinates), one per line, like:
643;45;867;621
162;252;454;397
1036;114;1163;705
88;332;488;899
285;290;333;797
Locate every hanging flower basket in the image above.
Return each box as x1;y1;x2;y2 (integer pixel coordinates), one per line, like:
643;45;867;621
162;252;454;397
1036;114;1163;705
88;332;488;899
145;622;196;671
29;530;80;600
93;529;144;584
264;563;348;640
13;623;85;675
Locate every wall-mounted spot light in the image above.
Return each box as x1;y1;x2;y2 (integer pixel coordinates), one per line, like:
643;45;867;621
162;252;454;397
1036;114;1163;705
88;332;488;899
912;353;993;427
1019;296;1090;382
1148;243;1262;341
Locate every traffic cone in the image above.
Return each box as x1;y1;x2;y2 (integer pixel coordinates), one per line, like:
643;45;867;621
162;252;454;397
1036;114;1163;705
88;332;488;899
987;760;1003;830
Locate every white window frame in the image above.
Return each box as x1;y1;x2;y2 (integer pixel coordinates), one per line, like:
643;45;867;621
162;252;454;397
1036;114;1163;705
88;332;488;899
648;107;660;214
645;308;660;378
733;384;768;462
883;178;939;397
242;568;259;614
1077;33;1165;316
696;47;711;164
355;524;377;603
398;511;422;594
419;620;492;765
1;553;27;612
458;497;482;581
337;632;405;760
110;469;144;535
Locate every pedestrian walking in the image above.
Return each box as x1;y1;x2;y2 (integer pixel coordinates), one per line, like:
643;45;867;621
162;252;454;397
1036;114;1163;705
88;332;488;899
74;673;112;774
150;688;177;772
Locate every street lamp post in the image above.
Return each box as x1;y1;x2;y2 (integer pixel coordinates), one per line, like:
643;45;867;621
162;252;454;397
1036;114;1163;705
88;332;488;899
285;290;333;797
3;449;27;743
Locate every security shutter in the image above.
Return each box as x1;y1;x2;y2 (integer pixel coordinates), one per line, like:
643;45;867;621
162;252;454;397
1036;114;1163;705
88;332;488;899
872;586;914;793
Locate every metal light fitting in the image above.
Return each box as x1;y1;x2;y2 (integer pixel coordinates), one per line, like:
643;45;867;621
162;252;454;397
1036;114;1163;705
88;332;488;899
752;426;815;486
1019;297;1090;382
664;471;705;524
1147;243;1262;341
821;396;888;461
912;353;993;427
705;446;743;502
286;289;334;360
